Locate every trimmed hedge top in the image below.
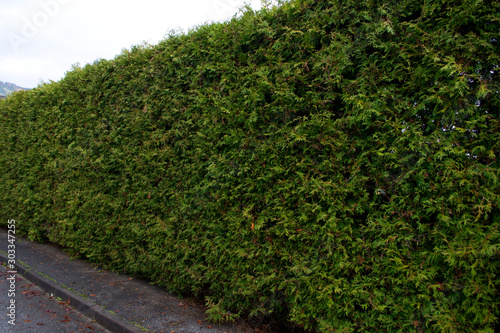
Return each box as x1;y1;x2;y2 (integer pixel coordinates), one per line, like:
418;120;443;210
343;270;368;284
1;0;499;331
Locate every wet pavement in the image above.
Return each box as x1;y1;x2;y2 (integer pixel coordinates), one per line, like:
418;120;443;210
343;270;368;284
0;263;109;333
0;228;253;333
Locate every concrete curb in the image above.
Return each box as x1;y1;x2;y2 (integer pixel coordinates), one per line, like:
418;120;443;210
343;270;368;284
0;252;144;333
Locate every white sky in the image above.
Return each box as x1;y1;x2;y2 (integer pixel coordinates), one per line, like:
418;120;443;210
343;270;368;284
1;0;264;89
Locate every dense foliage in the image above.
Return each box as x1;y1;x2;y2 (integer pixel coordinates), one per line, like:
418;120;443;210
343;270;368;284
1;0;499;331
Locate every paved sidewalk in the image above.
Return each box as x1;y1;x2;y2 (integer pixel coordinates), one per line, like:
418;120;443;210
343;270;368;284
0;228;253;333
0;264;110;332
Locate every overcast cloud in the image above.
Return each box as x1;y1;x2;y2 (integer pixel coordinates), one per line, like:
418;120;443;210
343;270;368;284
1;0;264;89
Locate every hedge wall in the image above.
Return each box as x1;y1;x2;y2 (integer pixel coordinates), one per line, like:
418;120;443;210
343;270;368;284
1;0;499;331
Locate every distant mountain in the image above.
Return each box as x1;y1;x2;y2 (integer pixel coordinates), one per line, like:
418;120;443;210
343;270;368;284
0;81;29;96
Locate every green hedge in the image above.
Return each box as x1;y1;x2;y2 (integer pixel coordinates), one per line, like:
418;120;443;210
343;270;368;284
1;0;499;331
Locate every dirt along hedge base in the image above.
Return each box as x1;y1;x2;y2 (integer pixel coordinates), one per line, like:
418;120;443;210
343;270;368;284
1;0;499;331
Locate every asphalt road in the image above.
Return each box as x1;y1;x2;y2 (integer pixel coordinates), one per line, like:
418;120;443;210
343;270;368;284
0;263;109;333
0;227;252;333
